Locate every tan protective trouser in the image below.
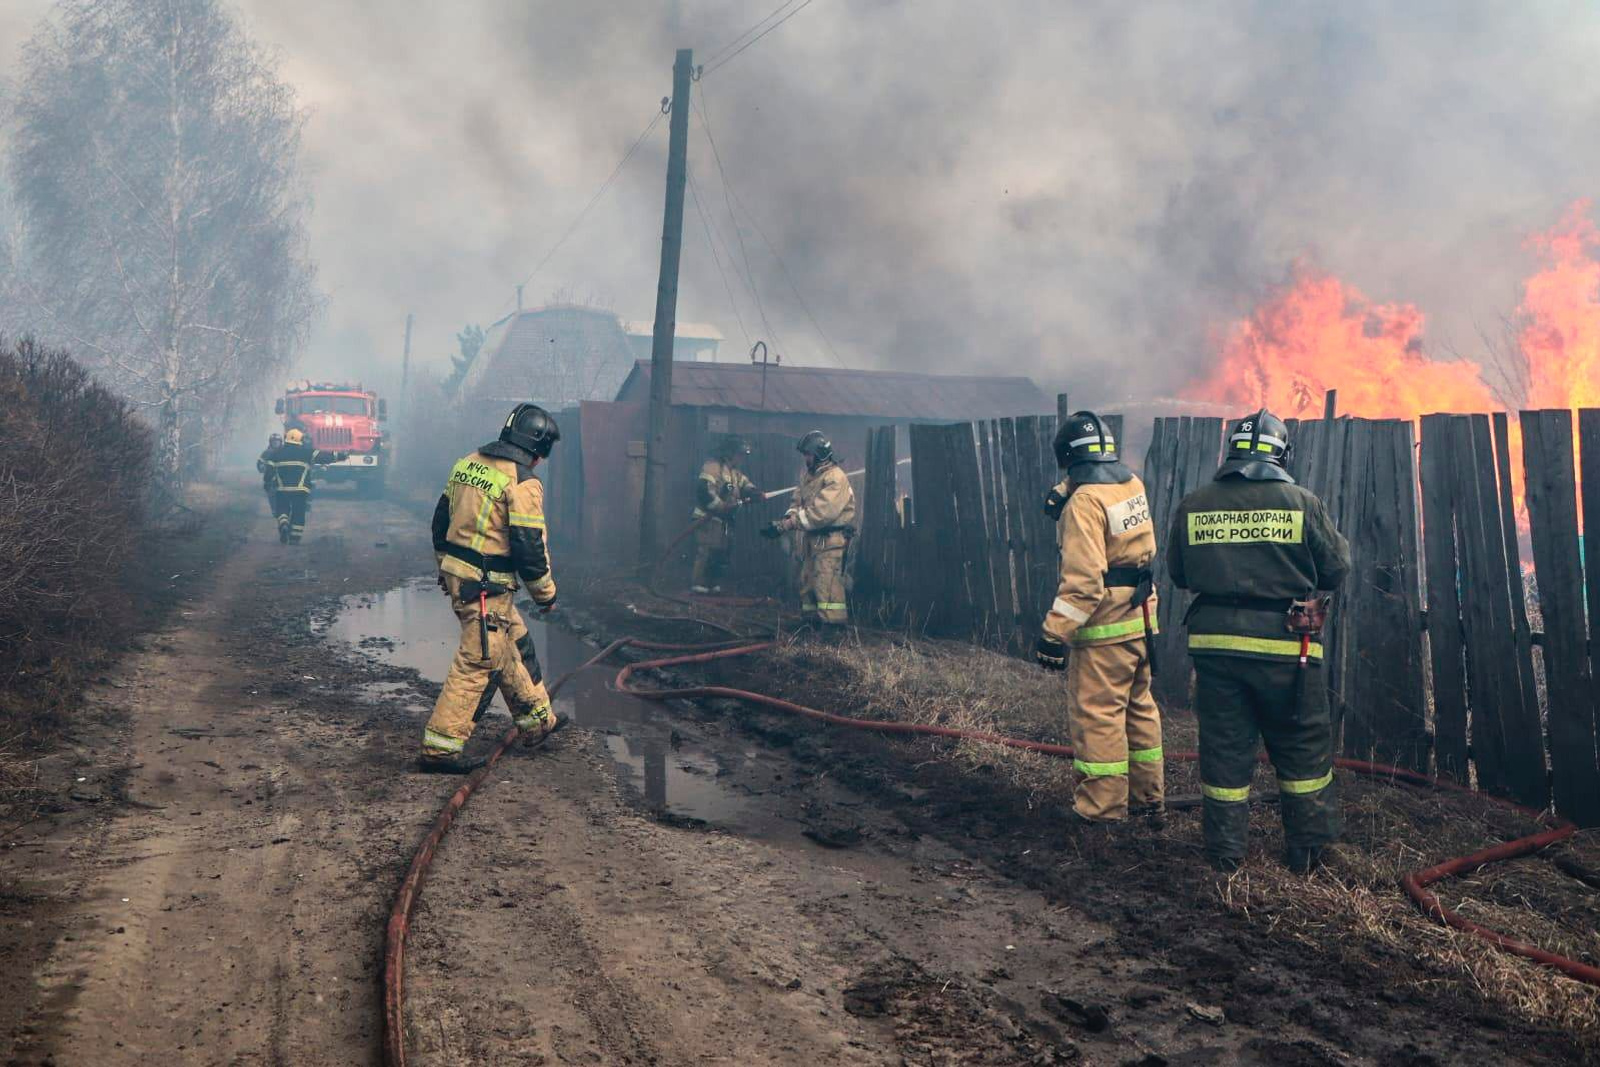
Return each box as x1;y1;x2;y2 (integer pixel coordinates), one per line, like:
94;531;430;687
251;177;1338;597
799;532;848;624
691;518;731;588
422;576;556;755
1065;639;1163;821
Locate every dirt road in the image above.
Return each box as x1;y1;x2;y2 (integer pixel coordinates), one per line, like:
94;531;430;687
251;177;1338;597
1;481;1589;1064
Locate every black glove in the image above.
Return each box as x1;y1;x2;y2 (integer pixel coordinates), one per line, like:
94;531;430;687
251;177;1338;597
1044;487;1069;521
537;597;557;615
1035;633;1067;671
759;521;785;540
741;486;762;502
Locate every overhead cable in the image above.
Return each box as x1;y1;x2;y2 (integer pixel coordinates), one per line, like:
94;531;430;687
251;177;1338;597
701;0;820;78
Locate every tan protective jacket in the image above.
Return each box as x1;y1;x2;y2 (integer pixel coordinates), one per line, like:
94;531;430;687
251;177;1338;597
694;458;755;518
430;444;556;604
1042;475;1157;647
786;459;856;534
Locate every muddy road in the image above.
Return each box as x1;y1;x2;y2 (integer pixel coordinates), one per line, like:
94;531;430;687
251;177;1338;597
1;480;1589;1065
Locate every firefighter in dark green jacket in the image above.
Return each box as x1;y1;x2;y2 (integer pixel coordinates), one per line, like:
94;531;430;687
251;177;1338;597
1167;409;1351;874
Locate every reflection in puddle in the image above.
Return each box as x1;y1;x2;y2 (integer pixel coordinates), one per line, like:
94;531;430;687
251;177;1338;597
327;578;749;822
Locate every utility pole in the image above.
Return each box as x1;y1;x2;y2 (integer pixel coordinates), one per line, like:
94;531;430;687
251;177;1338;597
400;312;414;405
1056;392;1071;424
1323;388;1338;421
639;48;693;565
515;284;524;312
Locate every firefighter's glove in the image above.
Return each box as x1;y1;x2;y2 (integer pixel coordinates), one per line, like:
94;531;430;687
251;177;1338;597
1043;487;1069;522
740;486;762;502
538;597;557;615
436;573;449;593
1035;633;1067;672
760;521;785;540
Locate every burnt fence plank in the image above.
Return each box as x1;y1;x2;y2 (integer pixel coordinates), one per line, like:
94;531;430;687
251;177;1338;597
1419;414;1469;781
1580;409;1600;815
1492;412;1545;792
947;422;996;637
1522;410;1600;825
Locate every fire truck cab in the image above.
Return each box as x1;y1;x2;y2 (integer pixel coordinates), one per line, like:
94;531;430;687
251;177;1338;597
274;380;389;496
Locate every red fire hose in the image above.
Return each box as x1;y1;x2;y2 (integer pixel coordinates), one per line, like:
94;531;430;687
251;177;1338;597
384;638;1598;1066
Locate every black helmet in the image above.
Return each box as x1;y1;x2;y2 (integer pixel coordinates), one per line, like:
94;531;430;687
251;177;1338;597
499;403;560;458
1218;408;1293;482
715;433;751;460
797;430;833;467
1053;411;1118;468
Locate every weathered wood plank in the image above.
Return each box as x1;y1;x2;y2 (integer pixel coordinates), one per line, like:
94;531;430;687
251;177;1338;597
1419;414;1468;781
947;422;996;636
1522;410;1599;825
1492;412;1545;790
998;418;1035;632
1341;421;1429;770
1579;408;1600;821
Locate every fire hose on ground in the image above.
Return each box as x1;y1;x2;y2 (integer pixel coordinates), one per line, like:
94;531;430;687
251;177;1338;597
383;640;1599;1066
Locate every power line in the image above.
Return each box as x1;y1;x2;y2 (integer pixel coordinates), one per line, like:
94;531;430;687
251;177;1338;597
701;0;820;78
691;94;783;353
693;86;847;367
498;104;668;317
688;166;751;352
700;0;807;71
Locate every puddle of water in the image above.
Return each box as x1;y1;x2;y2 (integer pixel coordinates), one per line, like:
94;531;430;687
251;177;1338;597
327;578;749;823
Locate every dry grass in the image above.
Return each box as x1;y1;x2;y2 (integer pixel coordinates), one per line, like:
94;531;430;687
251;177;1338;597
774;632;1600;1046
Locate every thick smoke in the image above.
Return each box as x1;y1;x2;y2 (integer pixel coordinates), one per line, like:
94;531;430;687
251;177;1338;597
5;0;1600;406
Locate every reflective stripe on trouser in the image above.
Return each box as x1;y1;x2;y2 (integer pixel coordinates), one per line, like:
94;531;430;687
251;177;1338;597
1064;639;1163;821
691;518;732;589
422;578;555;754
275;493;308;541
1194;656;1339;861
799;534;848;624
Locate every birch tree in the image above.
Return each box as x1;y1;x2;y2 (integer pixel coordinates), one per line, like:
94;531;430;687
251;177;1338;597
6;0;319;483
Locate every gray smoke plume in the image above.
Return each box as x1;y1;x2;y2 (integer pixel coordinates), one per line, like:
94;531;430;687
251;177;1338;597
5;0;1599;407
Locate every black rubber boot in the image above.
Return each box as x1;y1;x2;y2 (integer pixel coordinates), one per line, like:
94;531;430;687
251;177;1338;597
417;753;488;775
1284;845;1325;874
1209;854;1242;873
277;519;290;544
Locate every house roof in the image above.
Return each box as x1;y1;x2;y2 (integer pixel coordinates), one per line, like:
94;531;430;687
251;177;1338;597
619;320;725;342
615;361;1049;419
459;304;634;405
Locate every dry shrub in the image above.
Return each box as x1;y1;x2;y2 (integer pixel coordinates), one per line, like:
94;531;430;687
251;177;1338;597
774;633;1600;1045
0;336;154;738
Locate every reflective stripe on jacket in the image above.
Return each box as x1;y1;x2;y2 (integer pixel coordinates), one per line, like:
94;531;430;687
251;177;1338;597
694;458;754;519
1167;472;1349;661
1042;476;1157;647
787;460;856;535
431;443;555;602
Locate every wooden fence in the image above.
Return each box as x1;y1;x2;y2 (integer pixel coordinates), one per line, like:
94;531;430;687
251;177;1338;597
856;409;1600;827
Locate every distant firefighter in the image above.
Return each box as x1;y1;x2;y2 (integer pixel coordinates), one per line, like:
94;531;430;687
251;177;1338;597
1167;409;1350;873
256;432;283;515
762;430;857;626
1035;412;1164;826
690;434;762;594
419;403;563;774
263;428;345;544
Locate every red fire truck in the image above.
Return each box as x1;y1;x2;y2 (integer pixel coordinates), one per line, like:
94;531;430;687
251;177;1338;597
274;380;389;496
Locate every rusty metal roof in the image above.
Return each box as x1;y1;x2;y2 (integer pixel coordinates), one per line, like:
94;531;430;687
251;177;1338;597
616;361;1049;419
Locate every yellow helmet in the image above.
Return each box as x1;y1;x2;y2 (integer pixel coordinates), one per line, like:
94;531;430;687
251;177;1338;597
284;428;305;446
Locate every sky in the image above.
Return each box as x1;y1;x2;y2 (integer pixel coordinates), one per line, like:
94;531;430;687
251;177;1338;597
4;0;1600;409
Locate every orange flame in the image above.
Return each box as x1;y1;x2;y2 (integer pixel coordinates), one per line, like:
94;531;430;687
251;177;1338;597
1185;265;1499;418
1520;200;1600;412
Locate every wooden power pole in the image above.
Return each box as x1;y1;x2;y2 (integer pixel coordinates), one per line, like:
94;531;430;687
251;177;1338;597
639;48;693;565
400;312;414;403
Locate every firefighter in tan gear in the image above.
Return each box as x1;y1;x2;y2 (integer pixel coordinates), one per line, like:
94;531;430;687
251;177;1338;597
762;431;856;625
419;403;563;774
691;434;762;594
1035;412;1164;824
